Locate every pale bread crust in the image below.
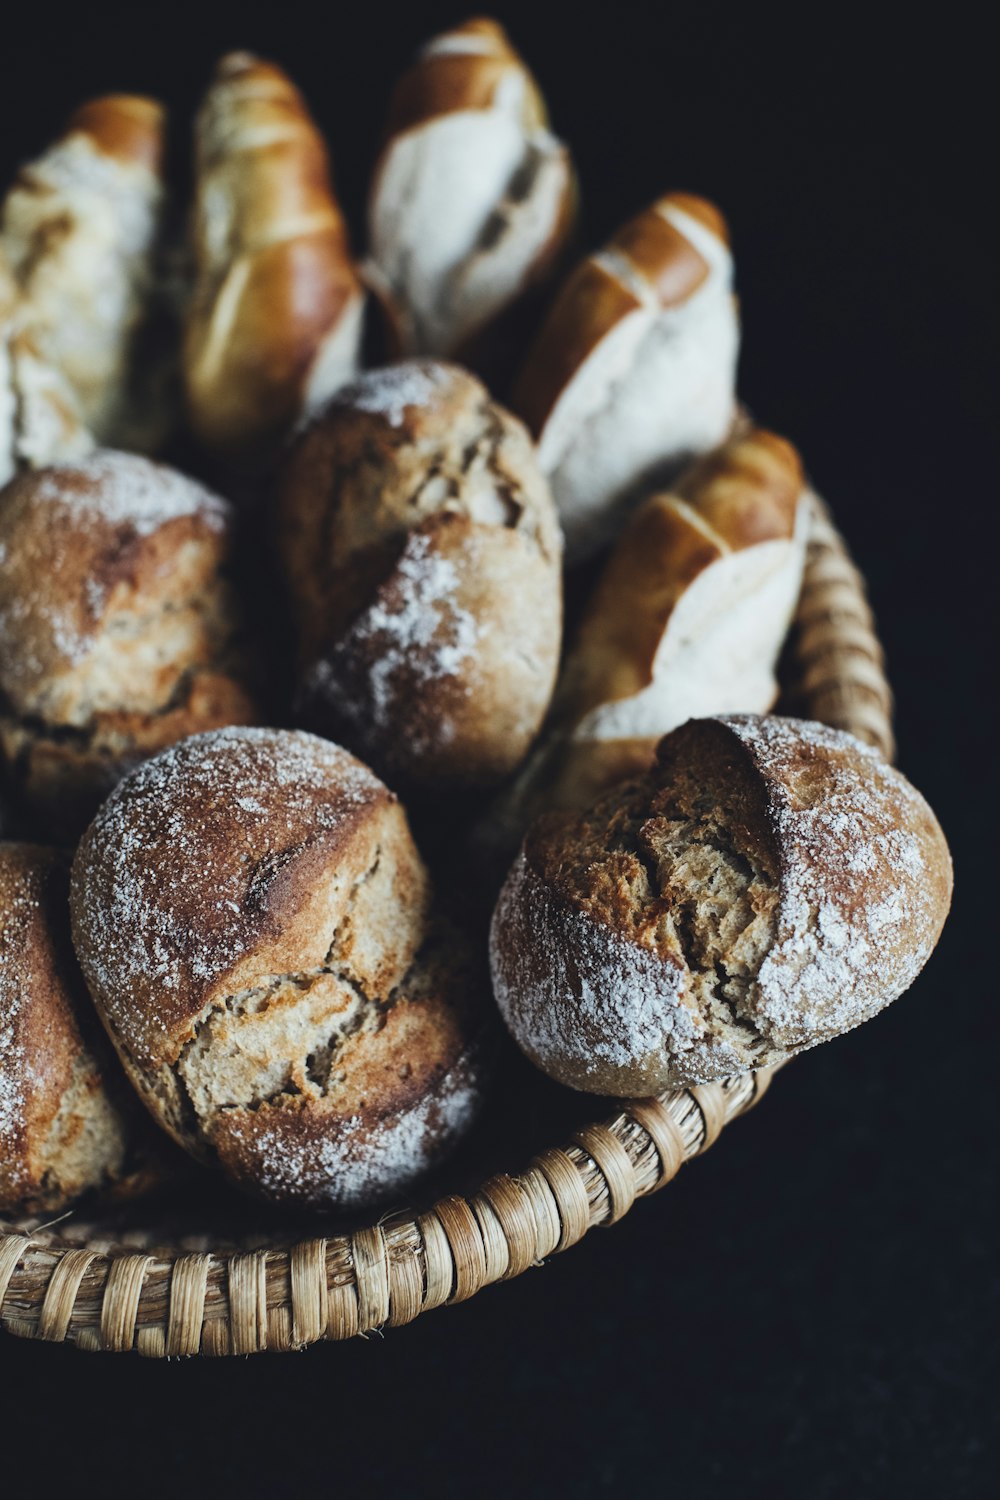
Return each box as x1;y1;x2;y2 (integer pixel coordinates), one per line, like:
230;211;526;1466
277;360;562;791
70;727;486;1209
0;842;129;1214
490;715;952;1095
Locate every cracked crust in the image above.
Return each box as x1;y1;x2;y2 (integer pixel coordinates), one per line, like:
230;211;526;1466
0;451;258;837
277;360;562;791
490;714;952;1094
0;842;130;1214
70;727;487;1208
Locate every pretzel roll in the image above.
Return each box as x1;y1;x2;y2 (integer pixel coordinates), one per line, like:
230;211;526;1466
70;728;488;1210
513;192;739;560
0;842;132;1214
277;360;562;792
0;94;168;451
184;52;365;469
367;18;576;366
0;317;95;488
491;715;952;1096
485;428;808;857
0;451;257;837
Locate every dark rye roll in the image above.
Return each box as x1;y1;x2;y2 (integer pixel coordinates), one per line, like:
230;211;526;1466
1;841;131;1214
277;359;562;794
0;450;257;838
490;715;952;1095
69;727;488;1211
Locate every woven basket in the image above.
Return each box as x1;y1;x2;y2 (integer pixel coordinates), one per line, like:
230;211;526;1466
0;496;893;1357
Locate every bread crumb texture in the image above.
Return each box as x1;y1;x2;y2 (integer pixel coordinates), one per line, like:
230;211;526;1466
490;715;952;1094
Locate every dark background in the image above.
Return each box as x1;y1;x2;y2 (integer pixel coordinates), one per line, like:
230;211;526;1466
1;4;995;1496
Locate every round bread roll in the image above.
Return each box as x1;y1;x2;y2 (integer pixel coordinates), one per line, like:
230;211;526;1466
1;841;130;1214
277;359;562;792
70;726;487;1210
490;714;952;1095
0;450;258;837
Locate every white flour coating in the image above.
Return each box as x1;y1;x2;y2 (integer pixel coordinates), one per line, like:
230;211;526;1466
0;874;43;1161
222;1054;481;1209
328;529;479;749
343;362;455;427
491;714;948;1085
73;728;386;1044
726;715;941;1041
490;853;698;1081
28;451;228;537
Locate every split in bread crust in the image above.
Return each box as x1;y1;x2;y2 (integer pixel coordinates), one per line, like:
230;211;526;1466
490;715;952;1095
0;94;169;452
367;18;575;365
184;52;365;468
277;360;563;792
70;727;487;1210
513;192;740;560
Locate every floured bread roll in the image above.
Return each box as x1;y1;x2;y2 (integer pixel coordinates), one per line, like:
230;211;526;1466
0;451;257;837
0;842;131;1214
277;360;562;792
0;94;169;451
184;52;365;469
491;715;952;1095
486;428;808;854
514;193;740;560
70;728;488;1211
367;17;575;365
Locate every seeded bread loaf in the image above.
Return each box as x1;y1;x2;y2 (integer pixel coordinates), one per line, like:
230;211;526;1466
70;727;488;1210
277;360;562;792
0;451;257;837
0;841;131;1214
490;715;952;1095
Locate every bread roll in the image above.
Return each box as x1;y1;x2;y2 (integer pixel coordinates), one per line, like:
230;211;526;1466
487;428;807;852
277;360;562;792
367;18;575;365
0;451;257;837
0;841;130;1214
513;193;739;560
0;94;168;451
490;715;952;1095
184;52;365;468
70;727;487;1210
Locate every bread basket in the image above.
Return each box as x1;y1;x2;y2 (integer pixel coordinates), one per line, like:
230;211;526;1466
0;495;894;1356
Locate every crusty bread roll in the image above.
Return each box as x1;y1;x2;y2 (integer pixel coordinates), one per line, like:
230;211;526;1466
491;715;952;1095
366;17;575;365
184;52;365;468
0;451;257;837
513;193;740;560
277;360;563;792
1;841;130;1214
486;428;808;852
0;94;168;452
70;727;487;1210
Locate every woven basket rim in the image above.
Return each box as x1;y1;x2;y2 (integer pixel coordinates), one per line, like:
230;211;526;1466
0;496;894;1356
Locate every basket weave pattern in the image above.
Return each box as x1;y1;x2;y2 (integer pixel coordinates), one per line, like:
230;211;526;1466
0;497;893;1356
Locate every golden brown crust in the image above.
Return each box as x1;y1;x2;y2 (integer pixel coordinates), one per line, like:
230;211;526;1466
277;361;562;792
70;728;486;1209
0;842;129;1214
64;95;165;172
384;18;547;138
490;716;953;1095
184;52;364;464
514;192;732;439
0;452;258;838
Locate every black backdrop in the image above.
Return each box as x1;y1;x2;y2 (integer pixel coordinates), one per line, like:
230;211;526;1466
1;6;995;1497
